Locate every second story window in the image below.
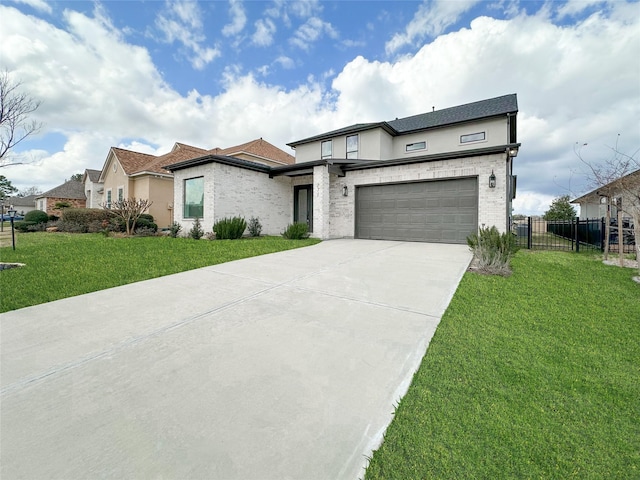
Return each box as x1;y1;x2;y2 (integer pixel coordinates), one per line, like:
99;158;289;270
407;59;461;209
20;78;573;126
106;189;112;209
460;132;486;144
406;141;426;152
321;140;332;159
346;135;358;159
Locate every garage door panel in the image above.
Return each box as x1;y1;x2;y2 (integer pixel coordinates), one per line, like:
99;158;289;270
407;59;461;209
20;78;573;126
356;178;478;244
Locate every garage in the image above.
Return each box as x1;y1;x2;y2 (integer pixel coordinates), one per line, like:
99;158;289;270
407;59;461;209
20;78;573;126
355;177;478;244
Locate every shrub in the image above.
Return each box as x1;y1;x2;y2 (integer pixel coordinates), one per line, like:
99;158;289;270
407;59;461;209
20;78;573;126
55;220;88;233
13;220;36;232
62;208;112;226
282;222;309;240
248;217;262;237
24;210;49;224
213;216;247;240
134;218;157;233
139;213;155;223
467;225;519;275
188;218;204;240
169;222;182;238
135;226;157;237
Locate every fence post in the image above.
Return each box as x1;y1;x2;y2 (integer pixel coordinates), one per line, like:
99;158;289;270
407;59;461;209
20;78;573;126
574;216;579;252
527;216;532;249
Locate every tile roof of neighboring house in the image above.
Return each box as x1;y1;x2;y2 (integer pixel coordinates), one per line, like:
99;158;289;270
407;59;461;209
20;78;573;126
37;180;86;199
84;169;102;182
111;147;157;175
288;93;518;147
213;138;295;165
5;195;38;207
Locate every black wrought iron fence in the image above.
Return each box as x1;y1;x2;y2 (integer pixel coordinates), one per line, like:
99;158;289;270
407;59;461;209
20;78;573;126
512;217;635;253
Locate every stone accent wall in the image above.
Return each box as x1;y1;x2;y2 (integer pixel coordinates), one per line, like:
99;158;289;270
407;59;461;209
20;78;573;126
45;197;86;217
328;153;509;239
312;165;330;239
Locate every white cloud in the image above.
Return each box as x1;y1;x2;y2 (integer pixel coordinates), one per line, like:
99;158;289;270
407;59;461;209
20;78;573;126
7;0;51;14
290;16;338;51
252;17;276;46
275;55;295;69
265;0;322;27
222;0;247;37
386;0;481;54
154;0;220;70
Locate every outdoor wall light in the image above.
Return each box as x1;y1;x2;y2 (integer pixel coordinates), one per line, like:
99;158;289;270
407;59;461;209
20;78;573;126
508;147;519;157
489;170;496;189
342;185;348;196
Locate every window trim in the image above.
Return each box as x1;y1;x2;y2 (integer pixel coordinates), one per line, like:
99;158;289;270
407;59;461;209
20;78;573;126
321;140;332;160
346;134;358;159
183;176;204;219
460;131;486;144
405;141;427;153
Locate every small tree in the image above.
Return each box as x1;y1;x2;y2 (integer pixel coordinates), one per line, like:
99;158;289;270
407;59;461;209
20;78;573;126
0;174;17;200
103;197;152;236
543;195;577;221
0;70;43;166
188;218;204;240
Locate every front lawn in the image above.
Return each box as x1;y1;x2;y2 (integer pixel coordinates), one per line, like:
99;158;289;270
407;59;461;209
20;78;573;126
0;232;319;313
365;250;640;479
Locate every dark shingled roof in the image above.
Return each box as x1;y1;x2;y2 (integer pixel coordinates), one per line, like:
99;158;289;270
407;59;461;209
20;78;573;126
38;180;86;200
288;94;518;147
5;195;38;207
84;169;102;182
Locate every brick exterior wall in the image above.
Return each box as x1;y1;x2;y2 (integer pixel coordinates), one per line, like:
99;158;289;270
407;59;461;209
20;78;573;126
327;152;509;239
173;163;292;236
44;197;86;217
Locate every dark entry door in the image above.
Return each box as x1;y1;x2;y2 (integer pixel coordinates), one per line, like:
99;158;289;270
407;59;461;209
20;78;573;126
294;185;313;232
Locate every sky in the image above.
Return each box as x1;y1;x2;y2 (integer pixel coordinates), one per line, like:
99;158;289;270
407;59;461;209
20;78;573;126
0;0;639;215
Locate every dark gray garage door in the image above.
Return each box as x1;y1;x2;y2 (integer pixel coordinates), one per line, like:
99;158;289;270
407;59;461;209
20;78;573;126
355;177;478;244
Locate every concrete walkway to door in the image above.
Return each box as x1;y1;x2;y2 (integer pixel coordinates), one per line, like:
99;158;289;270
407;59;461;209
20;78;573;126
0;240;472;480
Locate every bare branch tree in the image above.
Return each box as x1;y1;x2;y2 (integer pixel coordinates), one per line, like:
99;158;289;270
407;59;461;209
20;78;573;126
0;70;43;167
575;136;640;274
102;198;153;236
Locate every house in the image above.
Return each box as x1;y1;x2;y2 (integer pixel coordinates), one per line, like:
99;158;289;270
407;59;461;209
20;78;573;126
36;180;86;216
97;139;294;228
4;195;37;216
165;94;520;243
572;169;640;220
83;169;103;208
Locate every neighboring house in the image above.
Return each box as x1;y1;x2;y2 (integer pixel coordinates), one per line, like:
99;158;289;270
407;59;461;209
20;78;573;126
4;195;37;216
572;169;640;220
96;139;293;228
83;169;103;208
165;94;520;243
36;180;86;216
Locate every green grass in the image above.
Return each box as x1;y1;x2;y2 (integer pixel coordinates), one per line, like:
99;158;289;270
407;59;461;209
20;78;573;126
0;232;320;313
365;250;640;479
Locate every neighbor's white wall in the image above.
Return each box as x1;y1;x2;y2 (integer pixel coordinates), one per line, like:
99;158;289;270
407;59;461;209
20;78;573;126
328;152;509;238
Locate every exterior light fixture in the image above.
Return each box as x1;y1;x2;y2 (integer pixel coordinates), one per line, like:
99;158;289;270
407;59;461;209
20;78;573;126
508;147;519;157
8;208;17;250
489;170;496;189
342;185;348;197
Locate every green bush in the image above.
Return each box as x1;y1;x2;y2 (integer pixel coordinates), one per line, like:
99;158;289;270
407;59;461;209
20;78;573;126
135;226;157;237
13;221;36;232
213;216;247;240
62;208;112;225
55;220;88;233
188;218;204;240
282;222;309;240
248;217;262;237
467;225;519;275
169;222;182;238
134;218;158;233
24;210;49;224
139;213;154;223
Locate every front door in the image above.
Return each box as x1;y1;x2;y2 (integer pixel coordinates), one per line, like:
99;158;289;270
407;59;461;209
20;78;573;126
294;185;313;232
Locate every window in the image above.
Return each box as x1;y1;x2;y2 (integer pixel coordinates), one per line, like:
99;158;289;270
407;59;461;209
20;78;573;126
184;177;204;218
460;132;486;144
321;140;332;159
346;135;358;159
106;189;112;209
406;141;426;152
117;187;124;202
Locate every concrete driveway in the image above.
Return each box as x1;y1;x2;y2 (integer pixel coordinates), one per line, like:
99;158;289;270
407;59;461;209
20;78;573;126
0;239;471;479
